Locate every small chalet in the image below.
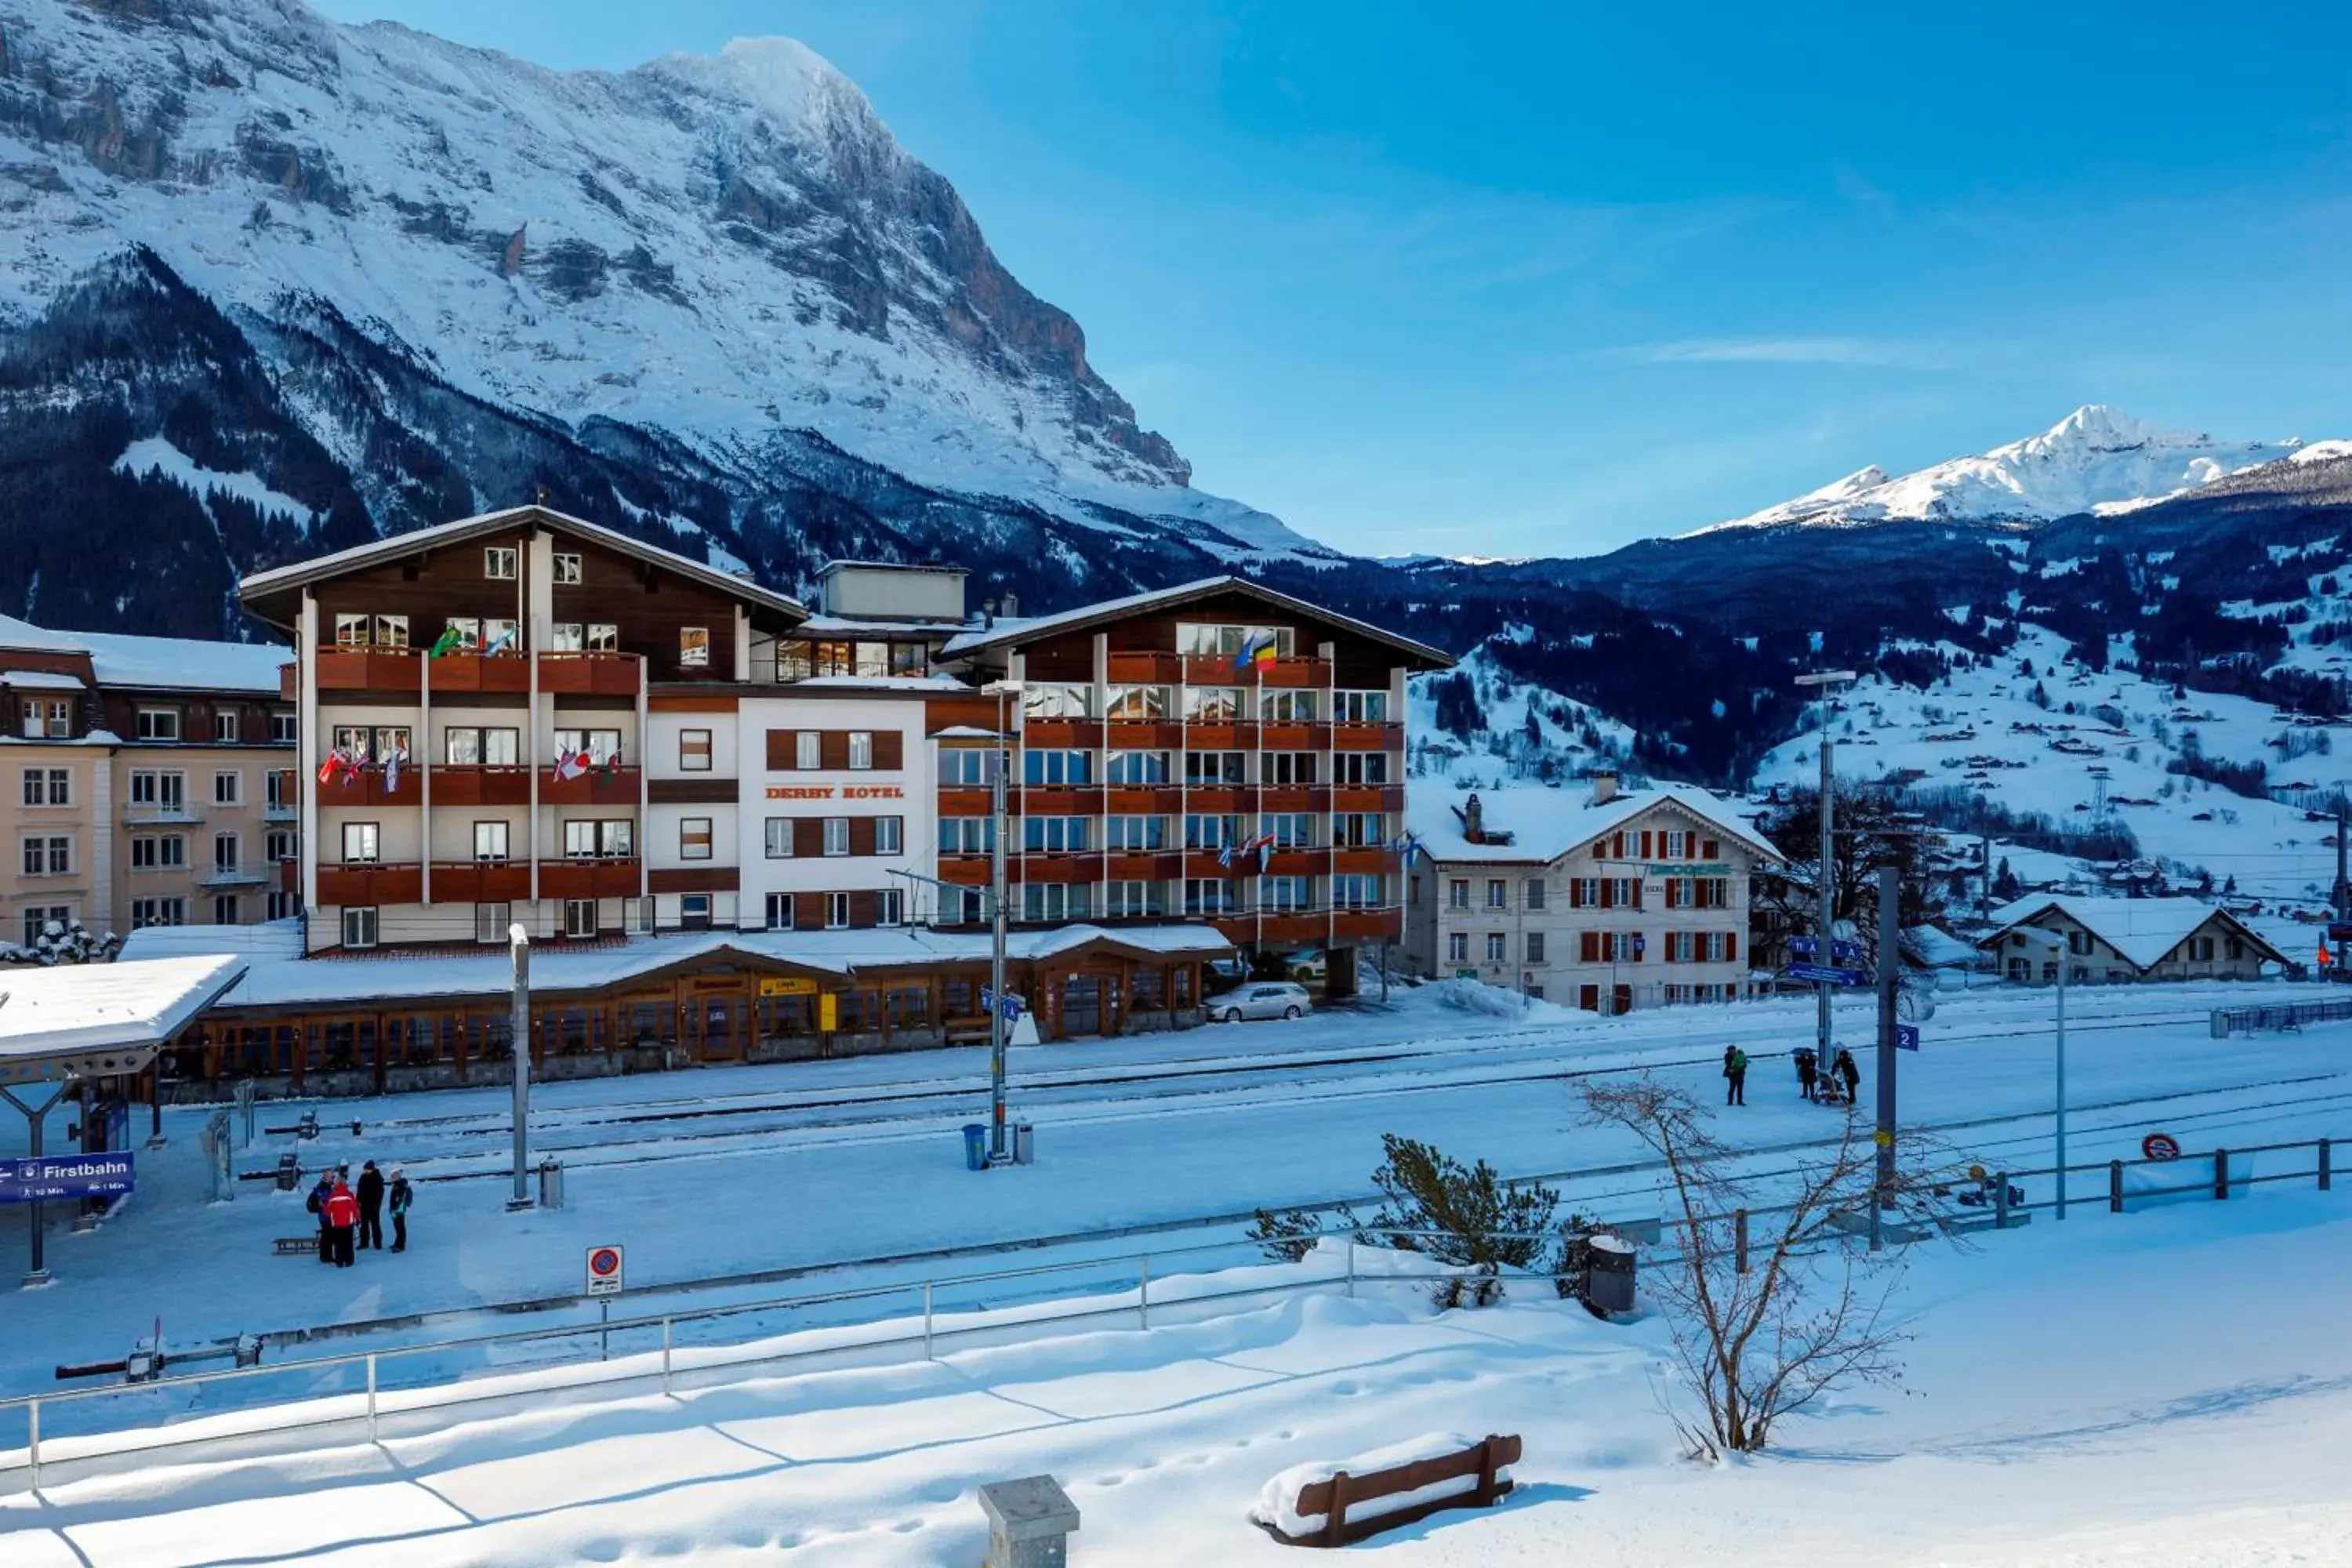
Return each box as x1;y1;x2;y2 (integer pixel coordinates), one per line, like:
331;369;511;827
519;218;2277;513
1976;895;2287;984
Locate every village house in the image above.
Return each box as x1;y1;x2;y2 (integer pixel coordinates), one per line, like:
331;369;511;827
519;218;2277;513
1976;895;2288;983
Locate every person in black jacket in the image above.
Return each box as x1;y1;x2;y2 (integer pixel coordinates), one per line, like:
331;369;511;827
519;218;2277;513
356;1160;387;1250
1795;1047;1819;1102
1835;1047;1861;1105
307;1171;336;1264
387;1167;413;1253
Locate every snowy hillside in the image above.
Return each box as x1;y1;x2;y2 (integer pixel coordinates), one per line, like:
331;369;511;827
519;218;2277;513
1752;622;2351;908
1406;633;1635;785
1697;405;2314;534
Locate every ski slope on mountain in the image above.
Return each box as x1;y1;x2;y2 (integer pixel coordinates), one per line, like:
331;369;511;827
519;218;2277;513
1696;405;2315;534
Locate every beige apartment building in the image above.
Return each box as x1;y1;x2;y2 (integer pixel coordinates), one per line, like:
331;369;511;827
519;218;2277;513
3;615;295;949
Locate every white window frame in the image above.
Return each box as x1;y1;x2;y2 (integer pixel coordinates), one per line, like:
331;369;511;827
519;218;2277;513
680;817;714;861
554;552;583;585
822;817;850;857
825;892;851;930
474;902;510;944
213;769;241;806
796;731;822;770
342;906;379;949
680;728;713;772
848;731;873;770
564;899;598;938
484;546;517;580
875;815;903;855
764;818;794;858
214;710;240;743
136;707;181;741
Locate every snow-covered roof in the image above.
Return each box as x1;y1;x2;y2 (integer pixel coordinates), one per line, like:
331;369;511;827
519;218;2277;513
0;954;248;1075
938;576;1452;669
2;670;85;691
119;923;1234;1011
239;506;809;626
0;615;86;655
1406;780;1784;867
81;630;290;694
796;615;971;638
1906;924;1980;969
1977;895;2286;971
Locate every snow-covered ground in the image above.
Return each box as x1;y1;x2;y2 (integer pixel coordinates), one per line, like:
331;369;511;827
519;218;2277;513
1754;623;2350;906
7;1145;2351;1563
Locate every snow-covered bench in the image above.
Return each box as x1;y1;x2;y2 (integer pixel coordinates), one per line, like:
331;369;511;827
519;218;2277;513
1250;1431;1520;1548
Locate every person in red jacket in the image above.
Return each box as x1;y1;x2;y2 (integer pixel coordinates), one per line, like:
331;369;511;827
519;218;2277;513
324;1177;361;1268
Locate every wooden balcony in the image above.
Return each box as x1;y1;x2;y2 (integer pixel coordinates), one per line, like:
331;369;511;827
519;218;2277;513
430;861;532;902
1016;785;1095;815
426;652;530;695
1105;851;1181;881
1107;651;1181;683
1330;848;1392;876
314;763;419;808
538;651;641;697
1250;913;1329;944
1105;786;1182;814
1104;719;1182;750
1331;909;1402;942
937;857;991;887
1183;721;1247;750
1259;786;1330;814
543;766;641;807
1183;851;1246;880
1023;717;1103;750
1184;786;1249;813
316;648;419;695
430;764;532;807
1259;722;1327;750
1182;655;1248;688
317;862;422;906
938;786;992;816
650;866;739;895
1331;722;1404;753
538;857;641;899
1258;656;1330;690
1013;852;1095;883
1265;848;1331;878
1333;785;1405;813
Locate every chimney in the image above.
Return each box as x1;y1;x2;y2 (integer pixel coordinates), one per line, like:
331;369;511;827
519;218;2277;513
1000;590;1018;618
1590;768;1618;806
982;597;996;630
1464;792;1484;845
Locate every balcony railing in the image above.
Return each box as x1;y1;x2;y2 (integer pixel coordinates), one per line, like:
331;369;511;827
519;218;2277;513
200;862;271;887
316;862;423;906
430;860;533;902
539;651;641;697
122;804;202;825
538;857;641;900
430;764;533;808
543;765;641;808
426;651;530;696
316;648;420;693
314;764;420;809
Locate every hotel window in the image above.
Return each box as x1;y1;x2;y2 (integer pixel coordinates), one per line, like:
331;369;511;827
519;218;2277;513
266;829;295;862
1259;689;1316;722
20;907;68;946
1182;878;1235;916
1176;623;1293;659
21;767;69;807
1107;815;1166;851
1264;753;1317;786
1022;750;1091;786
342;822;379;863
1332;812;1385;848
825;892;851;930
1024;816;1091;853
1105;684;1168;720
215;710;241;743
135;897;188;930
373;615;409;648
680;728;713;771
1105;880;1162;917
875;815;903;855
678;895;713;930
1106;750;1169;784
1181;685;1246;721
214;770;241;805
823;817;850;856
1183;751;1245;786
679;626;710;669
484;546;517;579
942;817;993;854
1448;879;1469;910
1261;812;1315;848
443;616;481;650
272;712;297;742
1330;874;1382;910
445;727;521;765
554;552;583;584
877;888;905;927
137;706;181;741
855;642;890;679
21;836;71;877
848;731;873;770
680;818;713;860
1261;875;1312;912
1023;684;1094;719
334;612;369;646
1332;690;1388;724
129;835;172;870
1184;813;1242;850
130;768;186;810
891;643;927;676
266;891;298;920
940;749;990;786
565;900;597;938
764;892;794;931
340;906;377;948
1486;879;1508;909
564;819;633;857
474;902;511;944
587;622;619;652
764;818;793;858
1446;931;1468;964
796;731;822;770
554;728;622;763
1664;829;1690;859
549;622;585;652
1022;882;1090;921
474;821;510;862
813;641;854;677
1332;752;1389;785
1486;932;1508;963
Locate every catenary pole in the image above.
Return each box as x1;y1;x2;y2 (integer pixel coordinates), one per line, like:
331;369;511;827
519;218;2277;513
1871;863;1900;1251
507;924;534;1210
1794;671;1855;1064
989;684;1011;1163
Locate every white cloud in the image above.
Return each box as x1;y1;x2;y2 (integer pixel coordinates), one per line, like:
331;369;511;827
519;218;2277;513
1599;336;1962;370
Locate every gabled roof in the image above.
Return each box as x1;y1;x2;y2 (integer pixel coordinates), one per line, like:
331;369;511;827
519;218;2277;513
1405;780;1784;867
1976;895;2288;971
238;506;808;630
937;575;1453;670
0;615;289;695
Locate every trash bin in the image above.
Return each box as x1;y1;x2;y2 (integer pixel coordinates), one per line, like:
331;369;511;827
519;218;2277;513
1581;1233;1637;1317
274;1152;300;1192
537;1156;564;1210
963;1123;989;1171
1013;1121;1035;1166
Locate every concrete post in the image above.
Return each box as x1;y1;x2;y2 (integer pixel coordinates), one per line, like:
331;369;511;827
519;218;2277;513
979;1475;1080;1568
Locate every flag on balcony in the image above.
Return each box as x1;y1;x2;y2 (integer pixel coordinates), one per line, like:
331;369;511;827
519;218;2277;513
599;748;623;779
315;752;343;787
1231;630;1279;672
1388;830;1425;869
426;626;464;659
485;624;518;656
1217;837;1236;869
552;746;588;782
1254;832;1277;873
382;748;405;794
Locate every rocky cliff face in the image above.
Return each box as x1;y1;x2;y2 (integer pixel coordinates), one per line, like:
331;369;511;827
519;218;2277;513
0;0;1323;636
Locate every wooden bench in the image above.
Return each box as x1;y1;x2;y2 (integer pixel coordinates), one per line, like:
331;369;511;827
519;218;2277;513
943;1014;994;1047
274;1236;320;1256
1269;1433;1522;1548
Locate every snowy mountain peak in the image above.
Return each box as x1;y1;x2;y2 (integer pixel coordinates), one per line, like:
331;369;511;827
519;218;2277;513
1693;405;2318;536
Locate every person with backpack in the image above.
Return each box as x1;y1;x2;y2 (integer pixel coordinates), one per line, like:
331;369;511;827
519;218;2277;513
356;1160;386;1250
387;1167;413;1254
307;1171;336;1264
1835;1046;1861;1107
1722;1044;1748;1106
324;1174;360;1267
1795;1046;1819;1102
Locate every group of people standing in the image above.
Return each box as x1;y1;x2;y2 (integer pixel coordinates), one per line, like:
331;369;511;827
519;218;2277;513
1722;1044;1861;1106
307;1160;414;1265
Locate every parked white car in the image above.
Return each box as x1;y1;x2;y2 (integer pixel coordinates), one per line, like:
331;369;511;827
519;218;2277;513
1214;982;1312;1022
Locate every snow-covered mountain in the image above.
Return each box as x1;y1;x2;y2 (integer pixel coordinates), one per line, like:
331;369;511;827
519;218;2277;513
1694;405;2314;535
0;0;1329;635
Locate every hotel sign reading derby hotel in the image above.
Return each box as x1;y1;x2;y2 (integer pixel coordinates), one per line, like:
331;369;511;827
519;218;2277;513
764;784;907;800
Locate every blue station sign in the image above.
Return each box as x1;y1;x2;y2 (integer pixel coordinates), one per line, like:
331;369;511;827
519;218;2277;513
1785;961;1863;986
0;1151;136;1204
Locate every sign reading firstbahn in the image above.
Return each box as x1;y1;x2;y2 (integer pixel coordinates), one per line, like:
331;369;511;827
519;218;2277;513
0;1152;135;1204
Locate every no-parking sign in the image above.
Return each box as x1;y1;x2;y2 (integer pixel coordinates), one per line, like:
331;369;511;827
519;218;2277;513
586;1244;625;1298
2142;1132;2182;1163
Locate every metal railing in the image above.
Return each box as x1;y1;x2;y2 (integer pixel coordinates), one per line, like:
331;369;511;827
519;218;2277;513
2212;996;2352;1036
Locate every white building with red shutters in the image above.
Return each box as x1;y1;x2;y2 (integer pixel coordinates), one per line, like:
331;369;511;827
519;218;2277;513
1403;770;1783;1013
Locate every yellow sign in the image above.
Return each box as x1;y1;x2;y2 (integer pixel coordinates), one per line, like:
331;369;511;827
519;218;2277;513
1872;1130;1893;1149
758;977;818;998
818;993;839;1033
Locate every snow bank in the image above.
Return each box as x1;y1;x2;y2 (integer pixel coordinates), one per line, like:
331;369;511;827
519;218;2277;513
1247;1430;1508;1538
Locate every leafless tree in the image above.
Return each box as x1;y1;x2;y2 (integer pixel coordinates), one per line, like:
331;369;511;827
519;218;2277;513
1582;1076;1936;1457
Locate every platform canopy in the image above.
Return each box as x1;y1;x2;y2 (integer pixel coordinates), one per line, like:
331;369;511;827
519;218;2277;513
0;956;248;1087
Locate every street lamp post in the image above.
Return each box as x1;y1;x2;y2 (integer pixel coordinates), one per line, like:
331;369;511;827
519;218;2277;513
507;923;534;1211
1793;670;1857;1065
2013;926;2070;1218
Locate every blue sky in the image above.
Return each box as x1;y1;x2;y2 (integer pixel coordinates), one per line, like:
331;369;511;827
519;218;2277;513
310;0;2352;559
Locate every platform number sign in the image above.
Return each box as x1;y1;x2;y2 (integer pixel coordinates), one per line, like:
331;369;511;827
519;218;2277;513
586;1244;625;1298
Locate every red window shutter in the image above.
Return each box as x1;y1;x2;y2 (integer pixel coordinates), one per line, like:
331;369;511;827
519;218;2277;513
1700;837;1719;860
1632;880;1643;909
1580;931;1599;963
873;731;904;771
1640;830;1653;858
1599;879;1613;909
1613;830;1624;858
1664;879;1679;909
1569;879;1584;909
1725;932;1738;962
